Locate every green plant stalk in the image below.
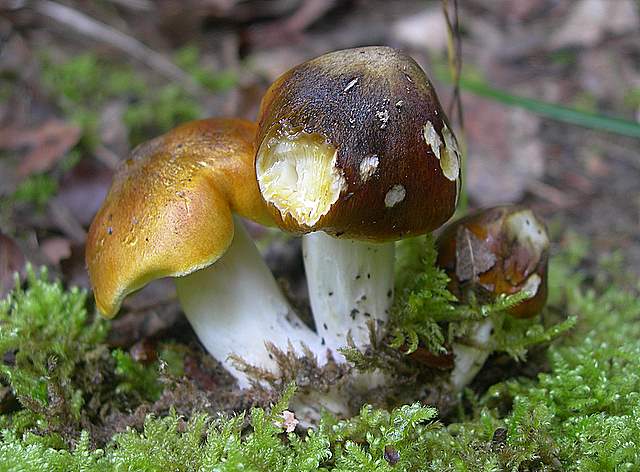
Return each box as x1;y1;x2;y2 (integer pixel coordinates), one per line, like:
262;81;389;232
446;76;640;139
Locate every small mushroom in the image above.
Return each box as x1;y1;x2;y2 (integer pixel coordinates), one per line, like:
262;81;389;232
436;205;549;317
434;205;550;390
254;46;460;354
86;118;328;387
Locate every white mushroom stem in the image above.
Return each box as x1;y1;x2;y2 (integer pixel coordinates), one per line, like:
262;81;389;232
449;319;494;392
302;231;395;357
175;220;329;389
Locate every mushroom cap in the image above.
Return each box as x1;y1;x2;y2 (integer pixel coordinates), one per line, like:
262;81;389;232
255;46;460;242
86;118;271;318
436;205;549;319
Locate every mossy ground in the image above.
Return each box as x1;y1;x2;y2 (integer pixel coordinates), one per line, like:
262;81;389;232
0;234;638;471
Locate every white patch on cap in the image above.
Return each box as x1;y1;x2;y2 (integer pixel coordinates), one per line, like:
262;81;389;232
505;210;549;260
423;121;442;160
344;77;359;92
521;273;542;299
359;155;379;182
384;184;406;207
423;121;460;182
441;125;461;181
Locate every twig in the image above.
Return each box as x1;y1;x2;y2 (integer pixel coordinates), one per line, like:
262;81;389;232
31;0;205;97
441;0;464;130
106;0;152;11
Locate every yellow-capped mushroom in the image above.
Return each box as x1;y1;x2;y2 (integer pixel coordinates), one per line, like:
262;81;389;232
86;118;327;387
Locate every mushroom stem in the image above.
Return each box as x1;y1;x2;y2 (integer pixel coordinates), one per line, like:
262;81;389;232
302;231;395;356
449;319;495;392
175;219;328;388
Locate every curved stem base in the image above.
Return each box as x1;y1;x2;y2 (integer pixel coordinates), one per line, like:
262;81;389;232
176;220;327;388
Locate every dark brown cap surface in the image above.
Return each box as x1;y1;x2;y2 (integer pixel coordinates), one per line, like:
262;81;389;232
256;46;460;241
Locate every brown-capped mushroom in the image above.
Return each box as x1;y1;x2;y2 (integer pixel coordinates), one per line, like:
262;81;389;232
434;205;549;390
254;47;461;353
86;118;328;387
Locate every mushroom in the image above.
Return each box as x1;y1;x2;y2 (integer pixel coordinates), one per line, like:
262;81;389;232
254;47;461;355
86;118;329;388
435;205;550;390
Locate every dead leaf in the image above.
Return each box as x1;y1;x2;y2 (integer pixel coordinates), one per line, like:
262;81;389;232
100;102;129;158
244;0;336;48
0;160;18;197
53;159;113;227
47;200;87;244
551;0;639;49
455;226;496;283
391;7;448;53
465;98;544;206
107;279;181;347
0;120;81;177
0;232;26;299
40;237;72;265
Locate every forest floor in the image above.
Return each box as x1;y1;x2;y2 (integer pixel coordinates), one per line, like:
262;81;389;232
0;0;639;467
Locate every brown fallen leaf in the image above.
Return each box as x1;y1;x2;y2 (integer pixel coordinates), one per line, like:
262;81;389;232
53;159;113;227
40;237;72;265
464;96;544;206
551;0;639;49
0;120;81;178
391;7;448;53
0;232;26;299
244;0;336;48
455;226;497;283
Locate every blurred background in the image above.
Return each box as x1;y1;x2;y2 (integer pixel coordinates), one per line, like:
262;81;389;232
0;0;639;333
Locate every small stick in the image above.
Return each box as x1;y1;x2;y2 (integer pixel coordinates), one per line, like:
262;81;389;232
31;0;204;97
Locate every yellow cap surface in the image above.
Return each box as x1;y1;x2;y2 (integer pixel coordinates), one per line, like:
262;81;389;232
86;118;271;318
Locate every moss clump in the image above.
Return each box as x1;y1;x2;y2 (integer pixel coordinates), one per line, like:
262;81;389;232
0;267;106;432
40;50;236;149
11;174;59;210
1;242;639;470
343;235;573;374
0;267;175;442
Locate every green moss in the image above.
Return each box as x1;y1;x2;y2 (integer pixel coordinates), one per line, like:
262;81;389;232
175;46;238;92
123;84;201;147
389;234;573;360
0;266;106;412
112;344;185;403
12;174;59;210
0;267;183;440
112;350;162;402
1;241;640;470
40;52;204;149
